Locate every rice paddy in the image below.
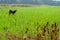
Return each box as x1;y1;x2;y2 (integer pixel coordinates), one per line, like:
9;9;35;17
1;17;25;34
0;6;60;40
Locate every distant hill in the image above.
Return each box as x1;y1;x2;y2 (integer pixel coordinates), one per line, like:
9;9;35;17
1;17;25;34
0;0;60;6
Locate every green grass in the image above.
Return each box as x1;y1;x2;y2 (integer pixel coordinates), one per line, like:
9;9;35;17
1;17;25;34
0;6;60;40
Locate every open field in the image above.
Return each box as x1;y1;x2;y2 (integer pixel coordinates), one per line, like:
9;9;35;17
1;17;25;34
0;6;60;40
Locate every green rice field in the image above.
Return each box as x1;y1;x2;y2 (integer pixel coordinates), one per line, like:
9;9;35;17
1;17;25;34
0;6;60;40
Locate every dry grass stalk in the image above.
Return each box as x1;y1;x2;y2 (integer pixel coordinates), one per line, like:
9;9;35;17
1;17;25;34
4;32;21;40
51;22;58;40
23;28;31;40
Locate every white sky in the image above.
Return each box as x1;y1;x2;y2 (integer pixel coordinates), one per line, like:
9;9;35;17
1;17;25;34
53;0;60;1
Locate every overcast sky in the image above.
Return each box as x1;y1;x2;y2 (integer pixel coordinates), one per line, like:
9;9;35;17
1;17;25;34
0;0;60;1
53;0;60;1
